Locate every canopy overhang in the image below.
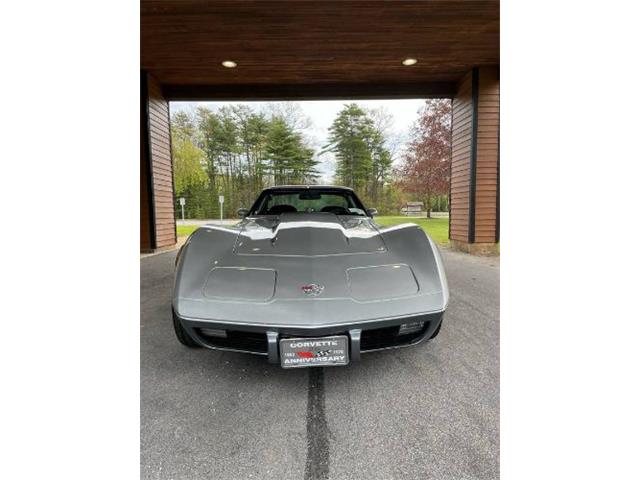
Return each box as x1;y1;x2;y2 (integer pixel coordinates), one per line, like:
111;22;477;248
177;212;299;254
141;0;499;100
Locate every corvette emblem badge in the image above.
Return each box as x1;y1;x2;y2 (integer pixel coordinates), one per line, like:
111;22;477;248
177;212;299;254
301;283;324;297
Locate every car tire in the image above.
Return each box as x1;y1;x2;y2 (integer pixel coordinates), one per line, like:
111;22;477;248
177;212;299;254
172;309;201;348
429;319;443;339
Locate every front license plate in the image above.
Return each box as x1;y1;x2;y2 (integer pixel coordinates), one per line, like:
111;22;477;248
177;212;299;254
280;335;349;368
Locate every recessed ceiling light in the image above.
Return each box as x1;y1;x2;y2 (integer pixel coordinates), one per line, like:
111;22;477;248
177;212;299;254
402;58;418;66
222;60;237;68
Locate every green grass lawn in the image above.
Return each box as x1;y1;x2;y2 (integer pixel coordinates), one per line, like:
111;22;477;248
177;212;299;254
374;216;449;245
178;216;449;245
177;224;200;237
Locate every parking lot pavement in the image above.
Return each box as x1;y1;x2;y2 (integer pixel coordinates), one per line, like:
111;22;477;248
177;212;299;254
141;249;499;480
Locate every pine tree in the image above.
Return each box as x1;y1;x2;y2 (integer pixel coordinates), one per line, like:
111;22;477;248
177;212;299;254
265;118;320;185
171;103;319;219
323;103;392;202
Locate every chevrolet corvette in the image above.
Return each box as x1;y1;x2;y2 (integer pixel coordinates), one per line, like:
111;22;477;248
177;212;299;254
172;185;448;368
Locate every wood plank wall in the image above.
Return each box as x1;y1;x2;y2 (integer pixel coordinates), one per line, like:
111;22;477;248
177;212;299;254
475;67;499;242
140;99;153;251
450;70;473;242
145;73;177;250
449;66;499;246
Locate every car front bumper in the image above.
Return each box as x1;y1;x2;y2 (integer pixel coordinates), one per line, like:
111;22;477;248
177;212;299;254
173;309;445;363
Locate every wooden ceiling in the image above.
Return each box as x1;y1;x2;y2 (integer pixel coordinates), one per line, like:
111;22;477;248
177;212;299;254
141;0;499;99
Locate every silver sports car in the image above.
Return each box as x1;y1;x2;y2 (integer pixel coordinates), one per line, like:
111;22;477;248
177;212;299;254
172;186;448;368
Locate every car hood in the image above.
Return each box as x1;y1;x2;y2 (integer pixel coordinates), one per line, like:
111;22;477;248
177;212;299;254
234;213;386;256
174;216;448;326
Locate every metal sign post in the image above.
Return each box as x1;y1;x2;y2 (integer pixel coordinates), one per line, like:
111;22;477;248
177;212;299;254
179;197;186;220
219;195;224;224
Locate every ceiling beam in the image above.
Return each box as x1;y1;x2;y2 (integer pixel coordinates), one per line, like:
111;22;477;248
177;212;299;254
162;81;458;101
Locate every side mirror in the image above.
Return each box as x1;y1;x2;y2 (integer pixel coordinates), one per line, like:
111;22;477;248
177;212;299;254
366;208;378;217
237;208;249;218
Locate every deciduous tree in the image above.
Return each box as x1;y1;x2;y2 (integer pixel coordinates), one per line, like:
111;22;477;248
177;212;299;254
396;99;452;218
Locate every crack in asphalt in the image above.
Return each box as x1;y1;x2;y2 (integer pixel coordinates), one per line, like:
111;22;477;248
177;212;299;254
304;368;330;480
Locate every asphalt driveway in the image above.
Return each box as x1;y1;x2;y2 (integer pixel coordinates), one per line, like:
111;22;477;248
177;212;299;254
141;249;499;480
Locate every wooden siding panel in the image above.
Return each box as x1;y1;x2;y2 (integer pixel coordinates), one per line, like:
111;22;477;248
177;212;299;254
140;76;153;251
449;70;473;242
450;66;499;247
474;66;499;243
147;73;177;249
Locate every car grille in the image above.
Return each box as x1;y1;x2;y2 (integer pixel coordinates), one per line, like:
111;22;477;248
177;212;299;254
196;329;268;354
194;321;431;355
359;323;430;351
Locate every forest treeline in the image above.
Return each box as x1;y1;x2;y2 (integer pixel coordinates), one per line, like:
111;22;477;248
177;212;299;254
170;101;450;218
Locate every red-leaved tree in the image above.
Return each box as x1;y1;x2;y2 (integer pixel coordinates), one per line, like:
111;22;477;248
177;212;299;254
397;99;452;218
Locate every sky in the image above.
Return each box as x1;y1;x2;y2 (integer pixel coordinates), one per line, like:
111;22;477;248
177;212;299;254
170;99;426;182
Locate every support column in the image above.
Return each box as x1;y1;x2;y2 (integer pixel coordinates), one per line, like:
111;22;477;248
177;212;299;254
140;71;177;253
450;66;499;255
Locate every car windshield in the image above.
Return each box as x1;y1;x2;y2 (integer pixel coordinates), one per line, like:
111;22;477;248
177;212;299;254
251;189;367;216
